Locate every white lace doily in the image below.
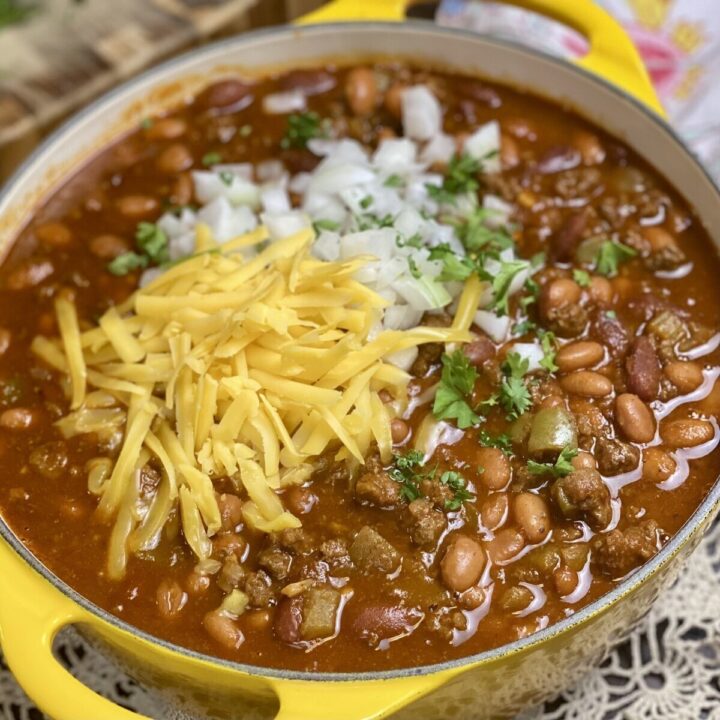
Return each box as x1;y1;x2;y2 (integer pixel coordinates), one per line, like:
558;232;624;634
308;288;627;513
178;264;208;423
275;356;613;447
1;518;719;720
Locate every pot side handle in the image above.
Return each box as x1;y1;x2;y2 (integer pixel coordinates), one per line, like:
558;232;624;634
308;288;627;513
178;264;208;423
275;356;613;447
296;0;664;116
0;538;151;720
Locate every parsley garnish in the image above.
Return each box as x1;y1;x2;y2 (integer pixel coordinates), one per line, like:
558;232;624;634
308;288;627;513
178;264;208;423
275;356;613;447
539;330;558;373
432;350;480;429
201;152;221;167
478;430;513;455
440;471;475;511
312;219;340;234
426;153;481;204
605;310;617;319
281;112;325;149
359;195;374;209
384;174;404;188
498;352;532;420
107;252;148;276
454;208;514;254
407;257;422;280
428;244;475;282
489;260;529;316
527;446;578;478
354;212;395;231
239;124;253;137
396;233;424;249
573;269;591;287
135;222;169;264
219;171;235;186
513;318;536;336
388;450;425;501
594;240;637;277
140;118;154;130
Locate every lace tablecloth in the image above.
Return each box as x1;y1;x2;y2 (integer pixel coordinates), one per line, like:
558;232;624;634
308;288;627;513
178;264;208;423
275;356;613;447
1;516;719;719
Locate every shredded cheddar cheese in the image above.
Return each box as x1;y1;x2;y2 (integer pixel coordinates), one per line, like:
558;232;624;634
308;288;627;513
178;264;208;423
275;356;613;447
36;224;472;578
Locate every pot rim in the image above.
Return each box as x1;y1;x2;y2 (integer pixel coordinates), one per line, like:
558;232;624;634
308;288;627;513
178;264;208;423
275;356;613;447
1;19;719;683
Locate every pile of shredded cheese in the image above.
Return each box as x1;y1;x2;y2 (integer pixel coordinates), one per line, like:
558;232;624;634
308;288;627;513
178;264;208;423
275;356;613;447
33;224;479;578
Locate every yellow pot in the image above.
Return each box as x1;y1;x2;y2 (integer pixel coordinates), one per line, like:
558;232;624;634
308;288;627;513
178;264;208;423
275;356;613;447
1;2;719;719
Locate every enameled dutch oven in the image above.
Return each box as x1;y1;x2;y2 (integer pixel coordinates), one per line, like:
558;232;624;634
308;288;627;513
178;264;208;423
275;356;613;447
1;1;719;718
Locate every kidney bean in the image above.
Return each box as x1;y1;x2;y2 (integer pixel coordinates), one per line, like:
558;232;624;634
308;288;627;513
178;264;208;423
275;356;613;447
572;130;605;165
350;604;422;640
245;609;271;631
476;447;511;490
587;276;613;306
145;117;187;140
458;80;501;107
615;393;656;444
593;310;629;357
384;83;406;119
6;259;54;290
551;207;591;262
0;408;38;430
642;447;676;483
553;567;578;596
486;527;525;564
440;535;485;592
664;361;703;394
36;221;72;248
217;493;244;532
89;234;130;260
571;450;596;470
537;145;581;174
480;493;508;530
661;419;714;448
464;336;495;367
625;336;661;401
390;418;409;444
0;328;11;355
280;69;335;96
156;143;193;174
500;134;520;169
560;371;613;398
344;67;377;117
204;609;245;649
156;579;188;619
274;597;303;644
116;195;159;218
556;341;604;373
513;493;551;543
284;485;317;516
186;570;211;595
197;78;252;110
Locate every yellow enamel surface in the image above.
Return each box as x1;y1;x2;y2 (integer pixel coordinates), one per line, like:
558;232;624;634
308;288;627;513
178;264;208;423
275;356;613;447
298;0;665;116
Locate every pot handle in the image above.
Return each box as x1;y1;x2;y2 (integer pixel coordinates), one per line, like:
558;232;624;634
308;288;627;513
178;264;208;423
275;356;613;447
0;538;151;720
296;0;664;116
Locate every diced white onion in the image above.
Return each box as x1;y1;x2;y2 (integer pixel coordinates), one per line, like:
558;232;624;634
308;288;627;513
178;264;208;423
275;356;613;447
262;90;306;114
509;342;544;372
464;121;501;173
474;310;511;343
402;86;443;142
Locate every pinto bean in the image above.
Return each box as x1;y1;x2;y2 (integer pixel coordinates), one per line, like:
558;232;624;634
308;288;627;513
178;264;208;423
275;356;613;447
217;493;244;532
664;361;703;394
556;341;604;373
245;609;271;631
542;278;582;312
625;336;661;401
284;485;317;516
145;117;187;140
440;535;485;592
500;134;520;169
513;493;551;543
213;532;246;559
476;447;511;490
6;259;54;290
170;172;194;206
198;79;252;110
587;276;613;306
0;408;38;430
390;418;409;444
571;450;596;470
642;447;676;483
156;579;188;618
116;195;159;218
553;567;578;596
480;493;508;530
36;221;72;248
486;527;525;564
384;83;406;119
89;234;130;260
0;328;11;355
615;393;656;443
661;419;714;448
204;609;245;649
156;143;193;174
186;570;211;595
344;67;377;117
572;130;605;165
560;371;613;398
643;226;679;254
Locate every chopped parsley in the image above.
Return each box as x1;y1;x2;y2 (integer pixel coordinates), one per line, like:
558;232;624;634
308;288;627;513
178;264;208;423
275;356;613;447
527;446;578;478
432;350;480;429
201;151;222;167
239;124;253;137
281;112;326;149
513;318;536;336
107;251;148;276
428;244;475;282
359;195;374;209
539;330;558;373
354;212;395;232
383;174;404;188
498;352;532;420
488;260;529;316
388;450;425;501
454;208;514;254
572;269;591;287
594;240;637;277
135;222;169;264
140;117;154;130
440;471;475;511
396;233;424;249
426;153;481;204
219;171;235;186
407;257;422;280
478;430;513;455
605;310;617;319
312;218;340;234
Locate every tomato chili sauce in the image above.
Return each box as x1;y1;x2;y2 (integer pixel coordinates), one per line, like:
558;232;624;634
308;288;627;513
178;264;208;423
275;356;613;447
0;63;719;673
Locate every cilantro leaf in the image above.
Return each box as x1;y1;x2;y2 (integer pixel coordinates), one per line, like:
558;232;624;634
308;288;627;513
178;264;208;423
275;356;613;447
396;233;424;249
135;222;169;264
490;260;529;316
384;174;404;188
502;351;530;379
202;151;221;167
454;208;514;254
428;244;475;282
281;112;326;149
572;269;591;287
426;153;481;205
499;352;532;420
388;450;425;502
432;351;480;429
312;219;340;234
513;318;536;336
527;446;578;478
539;330;558;374
107;252;148;276
594;240;637;277
478;430;513;455
407;257;422;280
440;470;475;511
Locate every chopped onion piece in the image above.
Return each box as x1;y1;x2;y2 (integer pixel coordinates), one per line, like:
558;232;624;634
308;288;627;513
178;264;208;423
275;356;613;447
402;86;443;142
464;121;501;173
262;90;306;114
